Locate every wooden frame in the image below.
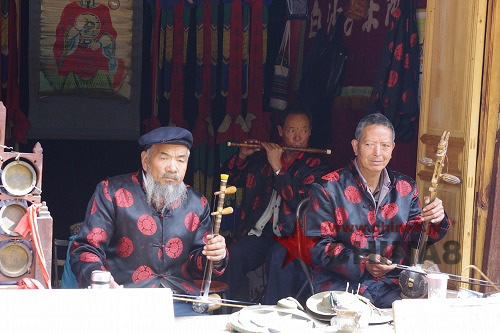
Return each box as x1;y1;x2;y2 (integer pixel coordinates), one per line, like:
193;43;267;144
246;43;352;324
417;0;487;277
479;0;500;286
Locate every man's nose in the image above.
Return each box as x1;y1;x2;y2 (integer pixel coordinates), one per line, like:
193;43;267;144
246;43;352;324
165;160;178;172
373;144;382;155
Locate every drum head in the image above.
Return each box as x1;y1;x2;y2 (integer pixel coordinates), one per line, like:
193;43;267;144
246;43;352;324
0;202;28;236
1;160;37;196
0;240;33;277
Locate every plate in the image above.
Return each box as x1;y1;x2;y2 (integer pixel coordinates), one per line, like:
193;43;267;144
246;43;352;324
228;305;317;333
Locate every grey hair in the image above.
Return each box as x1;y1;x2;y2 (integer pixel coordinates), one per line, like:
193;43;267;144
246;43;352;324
354;113;395;142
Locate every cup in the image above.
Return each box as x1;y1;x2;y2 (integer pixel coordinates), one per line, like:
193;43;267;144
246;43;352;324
91;270;111;289
426;273;449;299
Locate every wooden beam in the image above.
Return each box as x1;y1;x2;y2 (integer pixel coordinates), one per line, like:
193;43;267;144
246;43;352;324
483;131;500;286
475;0;500;287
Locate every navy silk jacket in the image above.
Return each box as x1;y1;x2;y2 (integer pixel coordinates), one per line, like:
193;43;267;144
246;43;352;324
221;151;331;238
306;162;449;293
70;171;226;294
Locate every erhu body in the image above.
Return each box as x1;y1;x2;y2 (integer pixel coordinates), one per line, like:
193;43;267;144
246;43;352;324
399;131;460;298
192;174;235;313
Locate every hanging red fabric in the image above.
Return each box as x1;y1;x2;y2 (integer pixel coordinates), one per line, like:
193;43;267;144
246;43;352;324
6;0;29;144
219;0;243;143
287;19;302;101
170;0;185;127
247;0;267;142
145;0;162;132
193;0;213;146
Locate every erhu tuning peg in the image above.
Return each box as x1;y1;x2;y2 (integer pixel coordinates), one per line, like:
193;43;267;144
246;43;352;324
225;186;237;195
418;157;434;167
210;207;234;216
441;173;461;185
214;186;237;196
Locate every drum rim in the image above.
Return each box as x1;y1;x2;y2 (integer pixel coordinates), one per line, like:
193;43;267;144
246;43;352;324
0;240;33;278
0;201;28;236
1;160;37;196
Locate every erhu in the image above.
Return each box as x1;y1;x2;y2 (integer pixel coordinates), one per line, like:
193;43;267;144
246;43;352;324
399;131;461;298
192;174;236;313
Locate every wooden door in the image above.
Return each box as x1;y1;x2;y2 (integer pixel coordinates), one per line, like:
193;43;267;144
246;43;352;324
417;0;487;278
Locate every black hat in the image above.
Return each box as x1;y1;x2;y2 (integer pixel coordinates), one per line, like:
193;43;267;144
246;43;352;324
138;127;193;150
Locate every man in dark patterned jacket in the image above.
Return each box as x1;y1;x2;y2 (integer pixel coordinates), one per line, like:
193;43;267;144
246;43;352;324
70;127;227;314
221;104;330;303
306;113;449;308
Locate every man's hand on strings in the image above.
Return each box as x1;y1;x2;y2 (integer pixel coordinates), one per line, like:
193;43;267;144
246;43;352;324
203;234;226;262
365;254;396;278
422;197;445;224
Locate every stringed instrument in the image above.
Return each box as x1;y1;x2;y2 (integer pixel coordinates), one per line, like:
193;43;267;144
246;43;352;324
399;131;461;298
192;174;235;313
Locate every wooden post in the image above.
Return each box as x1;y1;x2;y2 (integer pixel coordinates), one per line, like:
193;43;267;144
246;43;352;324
474;0;500;288
482;131;500;287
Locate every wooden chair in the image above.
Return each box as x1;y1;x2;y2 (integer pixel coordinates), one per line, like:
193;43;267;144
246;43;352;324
52;239;69;288
293;198;315;300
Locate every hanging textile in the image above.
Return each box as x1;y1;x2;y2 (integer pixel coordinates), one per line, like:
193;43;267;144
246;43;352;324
287;19;302;102
210;1;218;99
1;0;29;144
163;4;174;100
241;4;249;99
0;0;8;99
246;0;266;141
217;0;244;143
144;0;162;132
169;0;187;127
298;16;347;149
221;3;230;97
195;4;204;99
367;0;420;142
193;0;215;146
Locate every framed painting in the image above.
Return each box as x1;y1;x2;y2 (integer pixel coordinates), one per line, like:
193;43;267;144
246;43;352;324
28;0;142;140
39;0;133;99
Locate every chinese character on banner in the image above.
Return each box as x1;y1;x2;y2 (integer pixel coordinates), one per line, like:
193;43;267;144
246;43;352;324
362;0;380;32
326;0;343;35
385;0;400;26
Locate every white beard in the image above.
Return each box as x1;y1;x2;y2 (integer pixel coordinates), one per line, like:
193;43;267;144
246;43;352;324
143;172;188;212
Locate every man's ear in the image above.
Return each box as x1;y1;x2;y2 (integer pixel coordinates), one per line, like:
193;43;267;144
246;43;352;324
141;151;148;171
278;125;283;138
351;139;359;156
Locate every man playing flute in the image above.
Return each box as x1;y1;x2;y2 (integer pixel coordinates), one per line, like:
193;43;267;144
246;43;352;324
221;103;331;304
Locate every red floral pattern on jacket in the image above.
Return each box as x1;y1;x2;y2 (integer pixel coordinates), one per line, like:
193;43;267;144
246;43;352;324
71;171;226;294
221;152;330;237
306;162;449;296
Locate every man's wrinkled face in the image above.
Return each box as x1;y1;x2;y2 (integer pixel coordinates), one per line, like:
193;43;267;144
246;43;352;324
141;144;189;186
351;124;395;176
278;113;311;148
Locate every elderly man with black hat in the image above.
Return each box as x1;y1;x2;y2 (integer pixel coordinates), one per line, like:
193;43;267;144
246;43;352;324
70;127;227;313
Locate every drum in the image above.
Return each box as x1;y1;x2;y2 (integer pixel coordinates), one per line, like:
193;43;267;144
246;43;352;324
0;240;33;278
1;160;38;196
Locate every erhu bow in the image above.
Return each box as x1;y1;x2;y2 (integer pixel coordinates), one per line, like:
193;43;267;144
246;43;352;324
192;174;235;313
399;131;461;298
